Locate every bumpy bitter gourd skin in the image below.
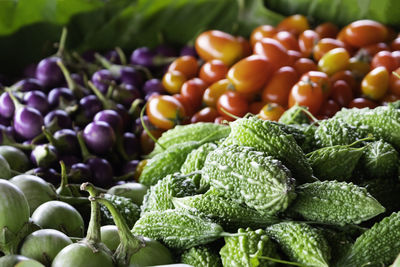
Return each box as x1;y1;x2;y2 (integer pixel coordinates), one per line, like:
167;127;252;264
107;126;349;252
150;123;230;156
222;116;314;183
333;106;400;149
278;105;310;125
287;181;385;225
132;209;224;250
359;140;399;179
181;246;222;267
220;228;279;267
266;221;331;267
202;145;296;215
338;212;400;267
100;194;140;228
141;173;197;214
180;142;218;189
172;191;278;230
321;228;353;266
307;144;364;181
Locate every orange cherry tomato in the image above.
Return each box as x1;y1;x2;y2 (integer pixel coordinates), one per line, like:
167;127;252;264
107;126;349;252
289;80;324;115
277;14;309;36
237;36;252;57
180;78;208;109
389;67;400;96
330;70;358;95
390;37;400;50
250;25;277;48
273;31;299;51
162;70;187;94
249;101;265;114
173;94;195;119
313;38;345;61
227;55;272;94
195;30;243;66
318;47;350;76
319;99;340;117
199;60;228;85
294;58;318;76
146;95;186;130
362;42;389;57
298;30;320;58
261;66;298;107
371;51;398;73
344;20;388;47
348;97;377;109
216;91;248;118
361;67;389;100
315;22;339;39
202;79;230;107
301;71;331;99
254;38;291;71
190;107;219;123
168;56;199;79
331;80;353;107
288;50;302;66
258;103;285;121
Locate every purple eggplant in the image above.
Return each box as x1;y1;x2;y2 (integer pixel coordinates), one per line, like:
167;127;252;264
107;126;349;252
30;167;60;185
44;110;72;130
91;69;114;94
23;90;49;114
86;157;114;187
14;106;44;140
0;92;15;119
58;155;80;168
112;84;141;107
48;87;75;108
155;44;178;57
35;57;64;88
180;45;198;57
14;78;43;92
93;110;123;133
83;121;116;154
69;162;92;183
79;94;103;119
121;132;140;160
30;144;58;168
130;47;156;68
105;50;122;64
142;78;165;95
119;66;143;88
53;129;80;155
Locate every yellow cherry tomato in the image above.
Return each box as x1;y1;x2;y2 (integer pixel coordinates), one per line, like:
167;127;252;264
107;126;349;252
361;66;389;100
258;103;285;121
162;70;187;94
318;47;350;76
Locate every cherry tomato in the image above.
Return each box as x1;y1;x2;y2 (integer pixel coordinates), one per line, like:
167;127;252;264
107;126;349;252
294;58;318;76
298;30;320;58
168;56;199;79
195;30;243;66
361;66;389;100
273;31;299;51
146;95;186;130
258;103;285;121
348;97;377;109
173;94;194;119
392;51;400;67
331;80;353;107
227;55;272;94
199;60;228;85
180;78;208;109
344;20;388;47
202;79;230;107
254;38;291;71
319;99;340;117
301;71;331;99
362;42;389;57
315;22;339;38
348;57;370;79
318;47;350;76
288;80;324;115
249;101;265;114
371;51;398;73
389;67;400;96
313;38;345;61
331;70;358;95
214;116;234;124
140;129;163;155
162;70;187;94
217;91;248;118
262;66;298;107
381;94;400;105
336;25;348;43
190;107;219;123
237;36;252;57
390;37;400;50
288;50;302;66
277;14;309;36
250;25;277;48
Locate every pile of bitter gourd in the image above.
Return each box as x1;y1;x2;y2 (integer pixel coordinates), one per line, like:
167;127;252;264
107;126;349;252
133;102;400;267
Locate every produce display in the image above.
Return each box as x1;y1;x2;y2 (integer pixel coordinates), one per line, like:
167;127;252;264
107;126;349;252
0;9;400;267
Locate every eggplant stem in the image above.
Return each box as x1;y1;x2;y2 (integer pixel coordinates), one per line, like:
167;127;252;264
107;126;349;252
80;183;101;244
115;47;127;65
56;27;68;57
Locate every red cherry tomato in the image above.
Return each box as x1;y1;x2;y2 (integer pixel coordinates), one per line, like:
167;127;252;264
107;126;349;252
217;91;249;118
180;78;208;110
289;80;324;115
361;67;389;100
362;42;389;57
190;107;219;123
348;97;377;109
277;14;309;36
195;30;243;66
319;99;340;117
371;51;398;73
389;67;400;97
330;70;358;95
344;20;388;47
390;37;400;50
315;22;339;39
162;70;187;94
168;56;199;79
249;101;265;114
313;38;345;61
298;30;320;58
258;103;285;121
199;60;229;85
331;80;353;107
227;55;272;94
254;38;291;71
202;79;230;107
294;58;318;76
140;129;164;155
288;50;302;66
381;94;400;105
300;71;331;99
173;94;195;118
146;95;186;130
261;66;298;107
250;25;277;48
273;31;299;51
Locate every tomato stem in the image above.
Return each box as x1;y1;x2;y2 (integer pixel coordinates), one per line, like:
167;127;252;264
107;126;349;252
140;103;166;151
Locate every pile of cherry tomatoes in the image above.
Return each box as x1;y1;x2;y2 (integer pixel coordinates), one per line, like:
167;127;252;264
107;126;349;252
146;15;400;130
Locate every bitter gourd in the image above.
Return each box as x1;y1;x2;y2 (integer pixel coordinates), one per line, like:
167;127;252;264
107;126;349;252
392;253;400;267
307;143;364;181
221;116;314;183
132;209;225;250
172;191;278;231
359;140;399;179
300;124;318;153
100;194;140;228
220;228;279;267
141;173;197;214
181;246;222;267
333;105;400;149
266;221;331;267
287;181;385;225
202;145;296;215
180;142;218;190
150;123;230;156
278;105;310;125
320;228;353;266
338;211;400;267
270;122;306;145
